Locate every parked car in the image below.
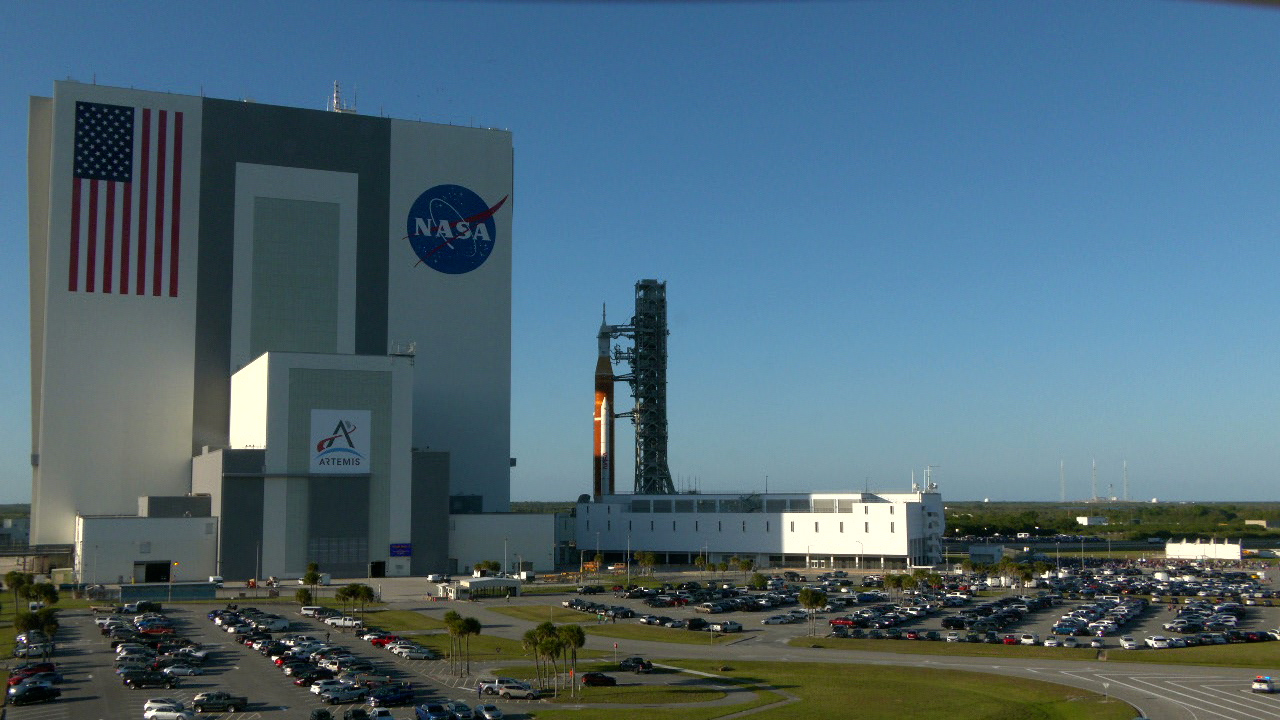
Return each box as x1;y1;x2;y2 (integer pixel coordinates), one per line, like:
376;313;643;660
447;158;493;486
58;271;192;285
322;685;369;705
619;657;653;673
1252;676;1276;694
367;684;415;707
8;684;61;705
444;701;475;719
495;683;537;700
580;672;617;687
122;671;179;689
474;705;503;720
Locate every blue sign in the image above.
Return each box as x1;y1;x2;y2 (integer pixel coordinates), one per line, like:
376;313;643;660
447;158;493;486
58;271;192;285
406;185;508;274
389;543;412;557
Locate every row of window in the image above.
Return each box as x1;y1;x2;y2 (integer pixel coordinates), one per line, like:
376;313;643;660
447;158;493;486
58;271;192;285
610;500;899;515
585;519;896;534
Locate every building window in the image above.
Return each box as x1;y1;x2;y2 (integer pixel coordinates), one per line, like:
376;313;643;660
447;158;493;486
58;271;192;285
864;506;869;515
586;521;590;531
890;506;894;515
891;522;895;533
718;521;722;532
839;522;844;533
695;521;699;532
790;521;795;532
673;521;677;532
629;521;632;531
864;522;869;533
607;521;611;531
814;522;819;533
607;506;611;514
766;521;770;532
650;521;654;531
742;521;746;532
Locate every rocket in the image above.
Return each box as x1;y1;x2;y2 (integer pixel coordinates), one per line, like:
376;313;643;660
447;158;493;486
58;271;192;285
593;311;615;499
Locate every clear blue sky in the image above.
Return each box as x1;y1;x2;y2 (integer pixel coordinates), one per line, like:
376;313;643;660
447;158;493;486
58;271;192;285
3;1;1278;504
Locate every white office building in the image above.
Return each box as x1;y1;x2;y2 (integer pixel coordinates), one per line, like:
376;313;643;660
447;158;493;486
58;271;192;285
577;491;945;570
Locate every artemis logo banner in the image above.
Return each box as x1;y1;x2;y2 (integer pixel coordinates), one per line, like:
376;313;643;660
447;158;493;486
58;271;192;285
310;409;371;474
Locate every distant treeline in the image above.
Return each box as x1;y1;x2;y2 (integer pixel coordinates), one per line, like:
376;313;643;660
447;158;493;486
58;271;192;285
0;504;30;519
945;501;1280;541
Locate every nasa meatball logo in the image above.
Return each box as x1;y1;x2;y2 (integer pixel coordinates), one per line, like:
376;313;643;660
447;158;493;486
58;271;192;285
406;184;508;275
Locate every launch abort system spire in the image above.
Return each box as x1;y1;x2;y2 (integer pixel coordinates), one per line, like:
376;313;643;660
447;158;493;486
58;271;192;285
598;279;676;495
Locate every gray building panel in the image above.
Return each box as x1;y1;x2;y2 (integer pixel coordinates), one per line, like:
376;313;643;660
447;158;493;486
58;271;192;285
410;451;450;575
307;477;370;578
219;477;264;581
139;495;212;518
192;99;391;456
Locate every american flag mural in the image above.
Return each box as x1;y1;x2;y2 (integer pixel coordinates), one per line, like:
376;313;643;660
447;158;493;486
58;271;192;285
69;101;184;296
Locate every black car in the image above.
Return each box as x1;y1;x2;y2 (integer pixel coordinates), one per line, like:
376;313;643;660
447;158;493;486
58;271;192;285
9;683;61;705
121;670;178;689
580;672;617;687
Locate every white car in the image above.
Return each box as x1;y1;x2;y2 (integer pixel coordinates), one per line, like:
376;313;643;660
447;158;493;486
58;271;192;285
1042;636;1060;647
1145;635;1171;649
1252;676;1275;693
161;664;204;676
144;699;186;713
760;615;790;625
391;645;435;660
1019;633;1040;646
475;704;503;720
144;710;195;720
312;679;348;695
1119;636;1139;650
945;631;962;642
1061;637;1079;649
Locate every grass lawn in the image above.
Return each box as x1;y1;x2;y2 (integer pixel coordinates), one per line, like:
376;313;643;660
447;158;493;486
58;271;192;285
677;659;1134;720
544;682;727;705
489;605;595;624
794;636;1280;668
519;585;575;596
583;623;740;646
405;632;609;664
358;608;447;631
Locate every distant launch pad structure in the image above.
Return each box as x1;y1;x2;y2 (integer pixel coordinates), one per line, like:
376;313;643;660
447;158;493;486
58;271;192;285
596;279;676;497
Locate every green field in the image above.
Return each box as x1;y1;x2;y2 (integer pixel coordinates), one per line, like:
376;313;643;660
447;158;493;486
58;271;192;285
583;622;740;645
488;604;596;624
793;635;1280;668
525;660;1135;720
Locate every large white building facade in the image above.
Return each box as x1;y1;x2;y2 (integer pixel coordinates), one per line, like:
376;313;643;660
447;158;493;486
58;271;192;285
577;491;946;570
29;81;513;580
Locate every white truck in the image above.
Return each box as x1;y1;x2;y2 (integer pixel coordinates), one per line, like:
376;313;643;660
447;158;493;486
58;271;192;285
323;615;364;629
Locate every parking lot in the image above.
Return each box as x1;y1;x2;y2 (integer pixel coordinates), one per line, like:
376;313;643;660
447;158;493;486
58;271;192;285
4;604;541;720
555;568;1280;657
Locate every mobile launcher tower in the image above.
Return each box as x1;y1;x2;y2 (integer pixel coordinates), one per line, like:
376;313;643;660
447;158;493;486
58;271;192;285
595;279;676;498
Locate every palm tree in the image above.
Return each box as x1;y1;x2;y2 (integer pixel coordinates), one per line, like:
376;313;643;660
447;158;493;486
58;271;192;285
6;571;30;612
461;616;482;674
798;587;828;636
558;624;585;673
303;563;321;603
522;628;544;687
443;611;463;674
353;583;376;615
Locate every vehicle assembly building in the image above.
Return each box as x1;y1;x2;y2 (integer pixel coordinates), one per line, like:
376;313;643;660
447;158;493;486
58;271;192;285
29;81;515;582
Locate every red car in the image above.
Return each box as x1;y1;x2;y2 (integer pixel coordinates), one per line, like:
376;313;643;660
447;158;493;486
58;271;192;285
8;663;57;684
1002;635;1019;645
580;672;617;687
370;635;400;647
